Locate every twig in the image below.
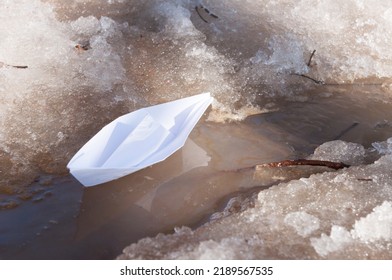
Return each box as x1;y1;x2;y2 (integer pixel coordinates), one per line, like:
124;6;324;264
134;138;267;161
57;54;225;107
357;178;372;182
1;62;28;69
203;5;219;19
75;43;90;52
291;73;324;84
333;122;359;140
195;6;208;23
195;5;219;23
290;50;322;84
10;65;28;69
257;159;349;170
307;50;316;67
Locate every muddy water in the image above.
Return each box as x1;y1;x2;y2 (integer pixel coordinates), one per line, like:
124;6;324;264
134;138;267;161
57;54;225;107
1;86;392;259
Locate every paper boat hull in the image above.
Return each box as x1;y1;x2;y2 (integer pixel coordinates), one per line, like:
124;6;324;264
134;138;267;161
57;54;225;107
67;93;213;186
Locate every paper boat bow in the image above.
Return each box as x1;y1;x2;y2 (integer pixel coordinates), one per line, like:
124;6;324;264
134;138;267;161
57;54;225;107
67;93;213;186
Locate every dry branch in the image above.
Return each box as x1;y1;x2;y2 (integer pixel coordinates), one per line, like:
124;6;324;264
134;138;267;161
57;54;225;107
257;159;349;170
291;73;324;84
75;43;90;52
333;122;359;140
1;61;28;69
195;5;219;23
307;49;316;66
195;6;208;23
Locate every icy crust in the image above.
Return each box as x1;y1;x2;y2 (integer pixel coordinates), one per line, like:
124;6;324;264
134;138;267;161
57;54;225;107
0;0;132;189
118;142;392;259
231;0;392;84
311;201;392;257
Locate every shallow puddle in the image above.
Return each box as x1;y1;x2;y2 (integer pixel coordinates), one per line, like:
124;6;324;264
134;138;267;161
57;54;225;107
1;86;392;259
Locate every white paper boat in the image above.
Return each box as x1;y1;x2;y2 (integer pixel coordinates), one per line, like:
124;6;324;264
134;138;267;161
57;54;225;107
67;92;213;186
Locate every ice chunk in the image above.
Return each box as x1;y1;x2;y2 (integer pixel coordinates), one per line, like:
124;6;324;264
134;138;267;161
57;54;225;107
70;16;101;37
372;137;392;155
311;226;353;257
308;140;366;165
265;34;308;75
311;201;392;257
155;2;201;39
186;238;258;260
284;212;320;237
351;201;392;242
